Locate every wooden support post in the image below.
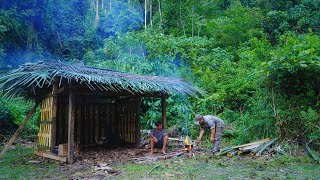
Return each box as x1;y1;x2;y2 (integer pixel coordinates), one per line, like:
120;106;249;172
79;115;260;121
50;83;57;152
0;101;40;159
67;92;75;164
161;94;167;131
135;97;141;147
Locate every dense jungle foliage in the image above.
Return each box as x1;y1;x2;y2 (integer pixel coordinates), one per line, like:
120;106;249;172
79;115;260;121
0;0;319;150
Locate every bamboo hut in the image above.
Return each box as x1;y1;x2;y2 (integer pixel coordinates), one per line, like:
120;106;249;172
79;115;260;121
0;61;200;163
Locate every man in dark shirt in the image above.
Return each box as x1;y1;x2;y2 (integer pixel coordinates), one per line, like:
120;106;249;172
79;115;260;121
194;114;225;155
150;121;168;155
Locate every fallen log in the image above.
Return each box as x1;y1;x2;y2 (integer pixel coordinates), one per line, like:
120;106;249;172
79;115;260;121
256;138;278;156
305;143;319;164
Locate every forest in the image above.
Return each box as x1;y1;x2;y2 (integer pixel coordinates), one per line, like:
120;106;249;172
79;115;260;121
0;0;319;179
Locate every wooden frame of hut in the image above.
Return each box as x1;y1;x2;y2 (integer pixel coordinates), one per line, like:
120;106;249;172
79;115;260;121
0;61;200;163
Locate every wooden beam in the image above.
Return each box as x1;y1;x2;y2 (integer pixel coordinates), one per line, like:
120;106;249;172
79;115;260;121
67;92;75;164
135;97;141;147
35;151;67;162
50;82;57;152
161;94;167;131
231;138;271;149
0;101;40;159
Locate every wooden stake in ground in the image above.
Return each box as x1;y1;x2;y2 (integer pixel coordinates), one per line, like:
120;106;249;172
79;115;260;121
0;101;40;159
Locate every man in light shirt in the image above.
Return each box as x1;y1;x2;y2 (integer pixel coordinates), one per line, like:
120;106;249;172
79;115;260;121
194;114;224;155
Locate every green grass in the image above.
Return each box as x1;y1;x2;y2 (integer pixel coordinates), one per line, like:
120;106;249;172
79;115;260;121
115;155;320;179
0;145;319;179
0;145;62;179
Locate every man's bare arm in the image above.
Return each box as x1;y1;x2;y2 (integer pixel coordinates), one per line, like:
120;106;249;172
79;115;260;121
196;129;205;143
210;128;215;142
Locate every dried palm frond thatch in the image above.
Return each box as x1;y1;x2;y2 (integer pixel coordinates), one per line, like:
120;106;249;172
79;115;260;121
0;61;202;99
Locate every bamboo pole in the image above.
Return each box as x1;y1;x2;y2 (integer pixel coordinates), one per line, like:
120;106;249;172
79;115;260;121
305;143;319;164
0;101;40;159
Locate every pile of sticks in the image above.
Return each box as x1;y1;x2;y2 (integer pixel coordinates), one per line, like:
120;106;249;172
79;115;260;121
217;138;278;157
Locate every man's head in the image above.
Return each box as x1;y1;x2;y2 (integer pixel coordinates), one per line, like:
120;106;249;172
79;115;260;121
194;114;204;125
155;121;163;130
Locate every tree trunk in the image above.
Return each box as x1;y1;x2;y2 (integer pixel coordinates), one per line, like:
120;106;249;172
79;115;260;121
158;0;162;27
179;0;185;35
192;5;194;38
94;0;100;27
149;0;153;27
144;0;147;30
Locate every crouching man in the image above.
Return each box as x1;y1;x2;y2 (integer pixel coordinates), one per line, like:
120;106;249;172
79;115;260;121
194;114;224;155
150;121;168;155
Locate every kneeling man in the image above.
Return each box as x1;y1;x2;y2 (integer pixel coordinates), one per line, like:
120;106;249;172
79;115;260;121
150;121;168;155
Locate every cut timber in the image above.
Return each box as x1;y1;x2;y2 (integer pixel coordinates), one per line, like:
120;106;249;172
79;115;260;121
0;101;40;159
216;148;233;156
238;148;252;155
35;151;67;162
232;138;271;149
305;143;319;164
227;150;238;157
250;142;267;155
168;137;184;142
160;152;184;160
256;138;278;156
240;143;266;151
58;144;68;157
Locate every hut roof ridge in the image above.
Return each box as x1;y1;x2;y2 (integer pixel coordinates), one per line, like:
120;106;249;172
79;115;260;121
0;60;202;99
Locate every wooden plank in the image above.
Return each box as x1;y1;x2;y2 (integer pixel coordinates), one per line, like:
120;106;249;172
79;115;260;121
232;138;271;149
63;103;68;143
80;104;85;145
0;101;40;158
135;97;141;147
51;83;57;152
67;92;75;164
57;103;62;145
240;143;264;151
95;104;99;143
161;94;167;131
85;105;89;145
35;151;67;162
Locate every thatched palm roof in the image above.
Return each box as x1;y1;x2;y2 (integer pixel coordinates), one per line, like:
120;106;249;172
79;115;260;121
0;61;201;99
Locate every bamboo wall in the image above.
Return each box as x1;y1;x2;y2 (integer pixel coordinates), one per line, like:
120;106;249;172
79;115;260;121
55;96;139;147
38;96;53;151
